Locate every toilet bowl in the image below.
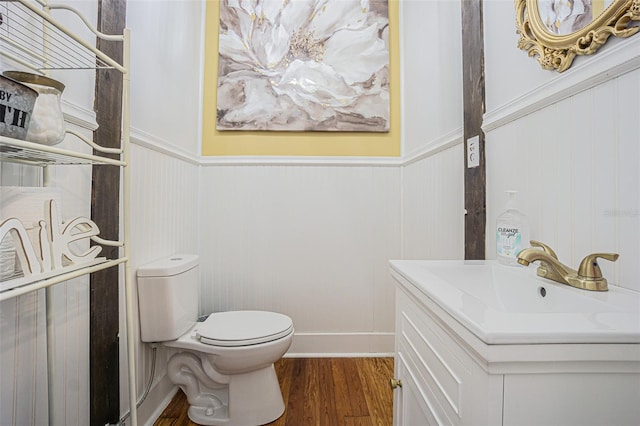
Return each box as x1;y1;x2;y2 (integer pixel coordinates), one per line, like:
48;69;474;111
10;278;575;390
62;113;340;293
136;255;294;426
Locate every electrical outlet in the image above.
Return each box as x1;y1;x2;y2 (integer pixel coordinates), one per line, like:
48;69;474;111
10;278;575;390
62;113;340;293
466;135;480;168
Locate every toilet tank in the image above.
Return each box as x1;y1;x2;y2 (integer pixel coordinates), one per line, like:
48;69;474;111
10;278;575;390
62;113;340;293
137;254;199;342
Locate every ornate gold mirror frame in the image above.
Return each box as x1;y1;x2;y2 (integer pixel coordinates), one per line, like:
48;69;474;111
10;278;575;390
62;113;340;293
515;0;640;72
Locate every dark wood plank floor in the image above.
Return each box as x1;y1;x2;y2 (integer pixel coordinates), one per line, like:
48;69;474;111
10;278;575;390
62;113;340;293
154;357;394;426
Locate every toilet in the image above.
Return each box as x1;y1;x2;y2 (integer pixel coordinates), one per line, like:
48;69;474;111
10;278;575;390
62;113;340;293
136;254;294;426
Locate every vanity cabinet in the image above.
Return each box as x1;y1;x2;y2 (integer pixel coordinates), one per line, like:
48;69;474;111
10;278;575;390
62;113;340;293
393;287;502;425
391;263;640;426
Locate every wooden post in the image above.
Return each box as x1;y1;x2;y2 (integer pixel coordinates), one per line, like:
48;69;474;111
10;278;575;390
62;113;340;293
461;0;486;260
90;1;125;424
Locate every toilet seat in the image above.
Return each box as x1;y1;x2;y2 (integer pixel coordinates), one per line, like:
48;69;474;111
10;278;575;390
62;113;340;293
197;311;294;347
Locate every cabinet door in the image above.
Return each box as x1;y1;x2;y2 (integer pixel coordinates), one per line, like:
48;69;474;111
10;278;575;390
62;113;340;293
394;287;504;425
503;373;640;425
394;352;439;426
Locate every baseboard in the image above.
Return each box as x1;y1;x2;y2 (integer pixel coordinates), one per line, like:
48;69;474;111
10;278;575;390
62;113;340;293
286;332;395;357
138;374;178;426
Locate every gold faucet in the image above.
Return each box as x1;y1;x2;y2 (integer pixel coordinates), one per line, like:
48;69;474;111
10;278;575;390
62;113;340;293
516;240;619;291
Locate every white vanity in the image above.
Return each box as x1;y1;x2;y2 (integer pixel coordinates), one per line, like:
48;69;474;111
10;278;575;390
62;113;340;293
389;260;640;425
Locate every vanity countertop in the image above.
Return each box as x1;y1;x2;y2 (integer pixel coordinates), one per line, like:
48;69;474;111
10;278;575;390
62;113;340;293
389;260;640;345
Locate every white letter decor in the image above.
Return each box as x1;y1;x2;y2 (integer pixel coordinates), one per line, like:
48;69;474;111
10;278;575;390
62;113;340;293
0;199;103;283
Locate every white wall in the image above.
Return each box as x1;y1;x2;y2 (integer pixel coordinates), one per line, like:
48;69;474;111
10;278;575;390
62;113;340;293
189;0;464;362
483;0;640;292
129;1;640;422
2;0;464;423
124;1;204;423
125;144;200;424
127;0;203;155
402;0;463;159
402;146;465;260
198;164;400;355
400;0;465;260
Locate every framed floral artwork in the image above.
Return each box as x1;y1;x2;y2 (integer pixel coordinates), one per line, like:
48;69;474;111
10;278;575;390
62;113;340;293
216;0;390;132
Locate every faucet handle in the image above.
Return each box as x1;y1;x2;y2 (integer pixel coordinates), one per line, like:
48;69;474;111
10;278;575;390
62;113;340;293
529;240;558;259
523;241;566;283
578;253;619;279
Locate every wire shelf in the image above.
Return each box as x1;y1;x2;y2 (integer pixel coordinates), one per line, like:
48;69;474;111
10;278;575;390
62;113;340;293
0;0;124;72
0;257;127;301
0;136;125;166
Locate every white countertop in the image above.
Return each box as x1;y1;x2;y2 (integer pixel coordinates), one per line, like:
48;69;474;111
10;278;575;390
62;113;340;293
390;260;640;345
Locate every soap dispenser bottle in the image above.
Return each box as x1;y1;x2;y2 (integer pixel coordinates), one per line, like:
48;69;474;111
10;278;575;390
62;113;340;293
496;190;530;265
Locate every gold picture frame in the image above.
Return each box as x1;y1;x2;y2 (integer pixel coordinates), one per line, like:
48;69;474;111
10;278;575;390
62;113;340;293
515;0;640;72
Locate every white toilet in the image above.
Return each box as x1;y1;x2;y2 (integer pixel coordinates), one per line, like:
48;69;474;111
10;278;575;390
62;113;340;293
136;254;294;426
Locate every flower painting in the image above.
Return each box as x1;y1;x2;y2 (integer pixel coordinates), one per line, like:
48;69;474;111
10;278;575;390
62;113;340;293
537;0;615;36
216;0;390;132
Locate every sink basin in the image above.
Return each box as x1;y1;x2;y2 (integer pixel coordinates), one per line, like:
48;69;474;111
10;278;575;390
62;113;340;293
389;260;640;344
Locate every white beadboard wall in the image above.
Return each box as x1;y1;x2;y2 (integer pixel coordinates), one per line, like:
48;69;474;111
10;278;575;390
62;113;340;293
127;143;200;266
483;0;640;293
401;145;465;260
123;0;205;421
198;165;401;355
124;141;200;424
0;292;49;426
399;0;465;262
485;70;640;292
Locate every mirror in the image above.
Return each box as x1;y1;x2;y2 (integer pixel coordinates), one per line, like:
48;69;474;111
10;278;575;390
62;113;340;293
515;0;640;72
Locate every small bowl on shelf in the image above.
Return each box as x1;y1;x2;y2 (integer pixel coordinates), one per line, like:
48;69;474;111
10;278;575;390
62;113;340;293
0;73;38;141
2;71;66;146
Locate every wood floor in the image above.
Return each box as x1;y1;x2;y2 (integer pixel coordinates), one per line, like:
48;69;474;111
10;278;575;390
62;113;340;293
154;357;395;426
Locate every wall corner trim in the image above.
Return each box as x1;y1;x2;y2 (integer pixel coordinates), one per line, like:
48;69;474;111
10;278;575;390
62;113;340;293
130;128;200;166
62;100;98;131
402;128;464;167
483;36;640;133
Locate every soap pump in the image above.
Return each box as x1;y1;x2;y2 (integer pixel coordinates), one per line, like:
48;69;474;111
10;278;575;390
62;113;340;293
496;190;530;266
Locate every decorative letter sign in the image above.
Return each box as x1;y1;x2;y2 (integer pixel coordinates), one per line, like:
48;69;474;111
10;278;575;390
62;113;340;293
0;199;103;288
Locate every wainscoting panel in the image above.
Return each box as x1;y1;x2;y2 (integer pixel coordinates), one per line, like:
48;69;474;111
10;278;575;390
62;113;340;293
485;69;640;293
126;142;201;423
401;144;465;260
0;291;49;425
198;165;401;354
128;143;201;267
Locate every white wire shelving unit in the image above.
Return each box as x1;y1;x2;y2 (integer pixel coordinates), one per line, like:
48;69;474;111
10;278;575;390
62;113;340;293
0;0;138;424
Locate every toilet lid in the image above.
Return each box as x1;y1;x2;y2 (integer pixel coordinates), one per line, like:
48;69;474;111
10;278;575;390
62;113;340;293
196;311;294;347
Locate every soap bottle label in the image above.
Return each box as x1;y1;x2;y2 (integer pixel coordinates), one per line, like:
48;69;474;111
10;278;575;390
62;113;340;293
497;225;522;258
